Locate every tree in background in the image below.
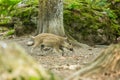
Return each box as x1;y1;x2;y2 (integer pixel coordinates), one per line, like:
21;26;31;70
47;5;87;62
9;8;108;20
36;0;65;36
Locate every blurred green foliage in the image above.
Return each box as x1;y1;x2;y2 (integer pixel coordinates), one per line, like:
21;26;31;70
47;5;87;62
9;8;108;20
0;0;21;15
0;0;38;36
0;0;120;43
0;0;38;25
10;0;38;25
64;0;120;44
4;29;15;36
0;0;21;24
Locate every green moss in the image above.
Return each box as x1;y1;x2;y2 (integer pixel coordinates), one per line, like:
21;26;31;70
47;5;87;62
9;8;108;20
64;0;120;44
4;29;15;36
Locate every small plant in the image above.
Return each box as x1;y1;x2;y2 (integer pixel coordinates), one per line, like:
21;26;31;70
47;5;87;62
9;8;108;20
4;29;15;36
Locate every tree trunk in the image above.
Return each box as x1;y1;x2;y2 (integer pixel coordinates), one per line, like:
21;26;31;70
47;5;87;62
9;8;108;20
66;43;120;80
36;0;65;36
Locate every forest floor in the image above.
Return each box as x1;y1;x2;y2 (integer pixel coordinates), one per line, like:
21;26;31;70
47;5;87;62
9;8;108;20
1;36;109;78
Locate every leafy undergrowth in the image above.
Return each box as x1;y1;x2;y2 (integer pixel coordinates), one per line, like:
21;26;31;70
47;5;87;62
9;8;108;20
64;0;120;45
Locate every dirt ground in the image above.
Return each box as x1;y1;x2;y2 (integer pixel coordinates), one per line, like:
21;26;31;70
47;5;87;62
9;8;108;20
1;36;108;78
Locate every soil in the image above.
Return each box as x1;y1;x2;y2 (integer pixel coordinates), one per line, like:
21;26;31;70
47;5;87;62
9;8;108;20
1;36;108;79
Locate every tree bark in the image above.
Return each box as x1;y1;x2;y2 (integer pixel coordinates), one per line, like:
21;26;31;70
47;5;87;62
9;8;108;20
36;0;65;36
66;43;120;80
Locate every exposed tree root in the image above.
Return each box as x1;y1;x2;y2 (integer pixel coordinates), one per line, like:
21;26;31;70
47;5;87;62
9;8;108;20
66;32;90;48
65;43;120;80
